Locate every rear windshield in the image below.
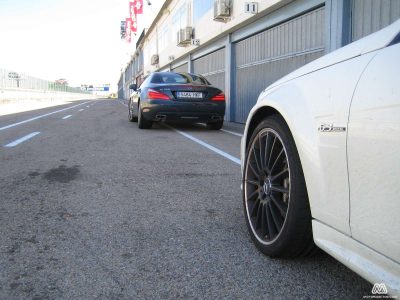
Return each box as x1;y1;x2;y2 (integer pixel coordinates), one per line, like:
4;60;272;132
151;72;210;85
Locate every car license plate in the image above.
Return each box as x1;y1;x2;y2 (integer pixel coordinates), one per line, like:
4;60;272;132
176;91;203;99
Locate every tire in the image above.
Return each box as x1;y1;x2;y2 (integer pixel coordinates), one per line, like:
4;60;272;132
207;120;223;130
128;99;137;122
138;102;152;129
243;115;316;258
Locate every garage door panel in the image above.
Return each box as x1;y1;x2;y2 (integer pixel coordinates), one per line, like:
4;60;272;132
203;73;225;92
234;7;325;123
352;0;400;41
193;48;225;92
235;52;322;123
171;63;188;73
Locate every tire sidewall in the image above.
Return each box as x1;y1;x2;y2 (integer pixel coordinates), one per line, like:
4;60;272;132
128;99;133;119
138;102;152;129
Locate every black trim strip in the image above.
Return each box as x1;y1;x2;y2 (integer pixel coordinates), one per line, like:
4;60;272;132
388;32;400;46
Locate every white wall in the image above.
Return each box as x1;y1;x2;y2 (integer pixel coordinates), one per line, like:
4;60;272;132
142;0;289;74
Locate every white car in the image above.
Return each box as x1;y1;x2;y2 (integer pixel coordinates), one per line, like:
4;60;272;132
241;20;400;296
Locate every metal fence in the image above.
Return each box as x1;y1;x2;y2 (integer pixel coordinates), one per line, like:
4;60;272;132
0;68;88;93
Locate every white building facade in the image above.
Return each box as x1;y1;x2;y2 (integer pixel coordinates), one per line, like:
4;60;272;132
118;0;400;123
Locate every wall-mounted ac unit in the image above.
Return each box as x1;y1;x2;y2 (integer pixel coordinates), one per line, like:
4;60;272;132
214;0;231;22
150;54;159;65
177;27;193;46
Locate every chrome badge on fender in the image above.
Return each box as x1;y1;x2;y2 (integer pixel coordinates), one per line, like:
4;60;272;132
318;123;346;132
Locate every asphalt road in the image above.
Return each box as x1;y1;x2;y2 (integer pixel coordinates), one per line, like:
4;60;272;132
0;98;371;299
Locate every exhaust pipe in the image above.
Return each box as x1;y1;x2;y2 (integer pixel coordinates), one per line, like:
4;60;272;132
155;114;167;121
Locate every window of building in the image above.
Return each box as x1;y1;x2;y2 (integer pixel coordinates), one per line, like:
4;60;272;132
193;0;213;22
151;39;157;55
144;39;157;66
172;2;189;42
157;24;169;52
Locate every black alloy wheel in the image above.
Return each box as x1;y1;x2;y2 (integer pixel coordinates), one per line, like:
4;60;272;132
243;115;316;258
128;99;137;122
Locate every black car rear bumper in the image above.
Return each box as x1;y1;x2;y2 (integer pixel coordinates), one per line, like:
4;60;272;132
141;100;225;122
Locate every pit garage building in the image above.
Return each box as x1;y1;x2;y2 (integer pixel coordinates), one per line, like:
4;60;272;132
118;0;400;123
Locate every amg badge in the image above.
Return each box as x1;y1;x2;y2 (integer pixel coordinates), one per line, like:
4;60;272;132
318;124;346;132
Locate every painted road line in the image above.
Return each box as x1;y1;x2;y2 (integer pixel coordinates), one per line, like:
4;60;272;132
4;132;41;147
164;124;240;165
220;129;243;137
0;101;91;132
86;105;90;108
78;109;84;112
62;115;72;120
117;100;128;107
197;123;243;137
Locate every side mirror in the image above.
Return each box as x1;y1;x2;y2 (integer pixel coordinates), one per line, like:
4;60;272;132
129;83;137;91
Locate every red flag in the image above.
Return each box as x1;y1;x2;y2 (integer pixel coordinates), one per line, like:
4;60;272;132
125;18;132;43
129;2;138;32
133;0;143;14
129;2;135;17
131;18;137;32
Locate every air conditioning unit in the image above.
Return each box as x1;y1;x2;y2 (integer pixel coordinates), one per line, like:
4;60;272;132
177;27;193;46
150;54;159;65
244;2;258;14
214;0;231;22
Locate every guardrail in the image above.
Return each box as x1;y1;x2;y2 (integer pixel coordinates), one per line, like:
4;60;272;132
0;68;95;104
0;67;90;93
0;87;94;103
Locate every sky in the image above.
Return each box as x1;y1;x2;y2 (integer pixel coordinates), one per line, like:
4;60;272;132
0;0;161;90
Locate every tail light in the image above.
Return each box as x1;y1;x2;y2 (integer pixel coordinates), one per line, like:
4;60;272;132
211;93;225;101
147;89;170;100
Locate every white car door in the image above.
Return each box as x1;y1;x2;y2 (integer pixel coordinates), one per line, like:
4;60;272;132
347;42;400;263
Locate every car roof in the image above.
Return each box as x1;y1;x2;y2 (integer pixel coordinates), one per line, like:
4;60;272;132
152;71;201;77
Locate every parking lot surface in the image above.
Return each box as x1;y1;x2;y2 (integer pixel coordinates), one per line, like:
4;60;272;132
0;99;371;299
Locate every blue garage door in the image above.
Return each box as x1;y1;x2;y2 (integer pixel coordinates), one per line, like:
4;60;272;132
233;7;325;123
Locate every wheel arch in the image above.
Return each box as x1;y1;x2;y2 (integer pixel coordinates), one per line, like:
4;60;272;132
245;106;284;151
243;99;319;220
243;104;318;257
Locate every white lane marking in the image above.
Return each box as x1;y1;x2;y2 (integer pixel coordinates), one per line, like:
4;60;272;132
117;100;128;107
62;115;72;120
220;129;243;137
86;105;90;108
0;101;92;131
78;109;84;112
4;132;41;147
164;124;240;165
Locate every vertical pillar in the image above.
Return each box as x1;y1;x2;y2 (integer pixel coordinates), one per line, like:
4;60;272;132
188;53;193;73
325;0;352;53
224;33;235;122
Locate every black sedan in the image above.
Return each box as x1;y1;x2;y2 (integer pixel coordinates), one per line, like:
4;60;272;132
128;72;225;129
